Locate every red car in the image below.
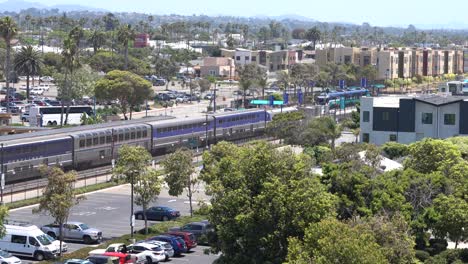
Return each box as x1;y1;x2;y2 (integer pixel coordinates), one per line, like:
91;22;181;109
103;252;134;264
164;231;197;249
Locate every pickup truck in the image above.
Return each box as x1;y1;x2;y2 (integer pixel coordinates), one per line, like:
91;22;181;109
41;221;102;244
169;221;214;240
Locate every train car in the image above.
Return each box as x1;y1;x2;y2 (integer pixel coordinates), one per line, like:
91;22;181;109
316;88;369;105
70;124;152;170
0;133;73;183
210;109;270;141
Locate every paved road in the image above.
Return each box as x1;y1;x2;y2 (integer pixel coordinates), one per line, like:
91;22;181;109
8;184;216;264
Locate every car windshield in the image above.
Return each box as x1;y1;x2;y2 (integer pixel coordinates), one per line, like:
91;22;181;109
0;250;11;258
151;246;162;251
45;234;56;242
37;234;52;245
79;224;90;230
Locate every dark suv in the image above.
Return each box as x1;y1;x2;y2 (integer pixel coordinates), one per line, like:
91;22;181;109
169;221;214;240
164;231;197;250
147;235;187;256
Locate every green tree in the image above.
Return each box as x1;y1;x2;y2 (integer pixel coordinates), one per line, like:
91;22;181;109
236;63;266;108
0;17;18;112
300;116;342;150
286;218;388;264
201;141;336;263
381;142;409;159
266;111;305;143
305;26;321;50
162;148;196;217
404;138;462;175
197;78;211;93
117;24;135;70
33;166;82;257
113;145;152;237
14;45;43;99
135;169;163;234
152;56;179;90
94;70;152;120
89;29;106;55
432;195;468;248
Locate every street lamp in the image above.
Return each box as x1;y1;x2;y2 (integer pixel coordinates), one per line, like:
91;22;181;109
0;143;4;205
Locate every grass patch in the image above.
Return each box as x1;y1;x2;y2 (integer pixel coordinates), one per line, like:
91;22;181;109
39;215;208;263
7;181;118;210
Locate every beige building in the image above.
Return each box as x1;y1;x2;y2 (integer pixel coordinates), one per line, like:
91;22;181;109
359;47;377;67
443;50;455;74
376;49;399;80
454;50;464;74
397;49;413;78
200;57;236;78
315;47;360;68
411;48;423;77
432;50;444;76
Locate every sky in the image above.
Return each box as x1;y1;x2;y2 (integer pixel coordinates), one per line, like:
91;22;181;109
9;0;468;28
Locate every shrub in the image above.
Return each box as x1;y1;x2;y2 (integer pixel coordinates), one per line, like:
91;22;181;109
313;146;333;165
415;250;430;262
381;142;408;159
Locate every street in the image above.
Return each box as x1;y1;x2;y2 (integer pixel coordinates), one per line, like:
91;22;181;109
8;184;217;264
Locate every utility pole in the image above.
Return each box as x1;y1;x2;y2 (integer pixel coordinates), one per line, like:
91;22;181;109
1;143;4;205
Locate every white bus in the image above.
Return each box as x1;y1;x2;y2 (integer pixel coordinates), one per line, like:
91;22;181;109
29;106;93;127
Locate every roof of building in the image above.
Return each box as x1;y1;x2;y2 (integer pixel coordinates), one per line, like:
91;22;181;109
414;95;467;106
372;96;403;108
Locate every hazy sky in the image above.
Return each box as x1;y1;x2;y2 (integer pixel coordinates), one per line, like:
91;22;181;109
12;0;468;27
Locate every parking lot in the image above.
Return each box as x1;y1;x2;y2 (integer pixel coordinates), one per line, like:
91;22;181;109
8;184;217;264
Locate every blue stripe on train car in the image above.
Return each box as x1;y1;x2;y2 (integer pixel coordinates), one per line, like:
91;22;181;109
3;138;73;163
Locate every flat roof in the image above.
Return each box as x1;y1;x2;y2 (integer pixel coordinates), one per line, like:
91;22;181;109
414;95;466;106
373;96;403;108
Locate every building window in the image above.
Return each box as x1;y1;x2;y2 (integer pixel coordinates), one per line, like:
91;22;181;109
422;113;433;124
236;56;240;61
245;56;249;61
363;111;370;122
362;133;369;143
382;112;390;121
252;56;257;62
444;114;456;125
389;134;397;141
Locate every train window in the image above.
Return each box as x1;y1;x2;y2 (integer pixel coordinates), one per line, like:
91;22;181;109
106;135;112;143
125;133;130;140
137;131;142;138
119;134;124;141
157;128;162;133
131;132;135;139
99;136;105;145
219;119;223;124
79;140;85;148
183;125;188;129
93;137;98;145
143;130;147;137
86;138;92;147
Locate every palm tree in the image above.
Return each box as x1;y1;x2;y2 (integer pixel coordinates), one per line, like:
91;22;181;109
14;45;43;99
117;24;135;70
89;29;105;54
60;37;80;126
257;75;268;99
0;16;18;113
305;27;321;50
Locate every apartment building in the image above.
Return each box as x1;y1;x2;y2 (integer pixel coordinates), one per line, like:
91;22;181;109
432;50;445;76
443;50;455;74
422;49;434;76
376;49;399;80
200;57;236;78
397;49;413;78
411;48;423;77
315;47;360;68
359;47;377;67
454;50;464;74
360;95;468;145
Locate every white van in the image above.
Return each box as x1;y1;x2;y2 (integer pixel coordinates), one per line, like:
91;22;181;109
0;222;60;261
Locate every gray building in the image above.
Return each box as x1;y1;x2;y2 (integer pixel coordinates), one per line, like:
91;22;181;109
360;95;468;145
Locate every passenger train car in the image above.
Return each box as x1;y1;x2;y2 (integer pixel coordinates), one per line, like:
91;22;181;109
0;108;292;184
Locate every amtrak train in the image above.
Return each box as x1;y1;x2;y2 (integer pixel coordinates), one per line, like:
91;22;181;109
0;108;294;184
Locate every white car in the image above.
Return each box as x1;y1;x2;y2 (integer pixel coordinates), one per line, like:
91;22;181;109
38;84;50;91
40;76;54;82
0;249;21;264
128;243;166;263
45;234;68;253
143;240;174;260
30;87;44;95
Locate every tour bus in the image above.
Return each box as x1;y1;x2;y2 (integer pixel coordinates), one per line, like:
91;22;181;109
29;106;93;127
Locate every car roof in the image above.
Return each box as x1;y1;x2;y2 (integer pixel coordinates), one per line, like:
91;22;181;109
166;231;192;236
67;221;85;225
134;242;161;248
153;235;176;240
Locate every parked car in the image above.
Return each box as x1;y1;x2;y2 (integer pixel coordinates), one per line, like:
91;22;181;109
65;259;94;264
40;76;54;82
44;99;61;106
38;84;50;91
102;252;140;264
41;222;102;244
141;241;174;260
175;96;188;103
156;93;171;101
86;255;120;264
0;249;22;264
204;94;214;100
153;79;166;86
45;233;68;252
146;236;186;256
88;243;127;256
127;242;166;263
134;206;180;222
164;231;197;250
30;87;44;95
169;221;214;240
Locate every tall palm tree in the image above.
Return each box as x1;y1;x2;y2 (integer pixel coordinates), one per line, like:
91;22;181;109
60;37;79;126
0;16;18;113
306;27;321;50
117;24;135;70
89;29;106;55
14;45;43;99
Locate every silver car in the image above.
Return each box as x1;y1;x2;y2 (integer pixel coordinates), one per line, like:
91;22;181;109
142;240;174;260
0;249;21;264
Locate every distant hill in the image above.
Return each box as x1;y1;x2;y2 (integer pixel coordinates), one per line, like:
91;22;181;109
255;14;316;22
0;0;107;12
